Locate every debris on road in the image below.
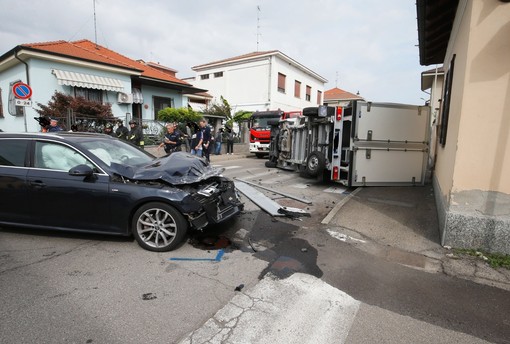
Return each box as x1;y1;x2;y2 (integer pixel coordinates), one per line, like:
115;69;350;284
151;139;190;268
235;180;310;218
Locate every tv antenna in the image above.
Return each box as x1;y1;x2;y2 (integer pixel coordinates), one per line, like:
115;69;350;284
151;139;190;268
256;5;261;51
93;0;98;48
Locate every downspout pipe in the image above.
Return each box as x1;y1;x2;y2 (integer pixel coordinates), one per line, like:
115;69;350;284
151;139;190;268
14;47;29;132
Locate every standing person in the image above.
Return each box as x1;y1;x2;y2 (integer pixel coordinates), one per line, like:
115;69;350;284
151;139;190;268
172;122;183;152
103;123;115;137
115;119;129;140
158;123;180;156
214;128;223;155
185;122;193;152
226;127;235;155
47;118;63;132
128;120;144;148
190;121;203;157
199;119;211;162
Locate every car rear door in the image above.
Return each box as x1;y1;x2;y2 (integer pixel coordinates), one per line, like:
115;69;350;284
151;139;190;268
26;140;114;232
0;138;31;224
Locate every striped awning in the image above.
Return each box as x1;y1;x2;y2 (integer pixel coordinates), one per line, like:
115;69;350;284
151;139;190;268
132;88;144;104
52;69;124;92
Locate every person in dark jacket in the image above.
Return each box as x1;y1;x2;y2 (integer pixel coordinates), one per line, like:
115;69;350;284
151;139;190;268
200;119;211;162
104;123;116;137
115;119;129;140
158;123;181;155
128;120;144;148
47;118;63;132
214;128;223;155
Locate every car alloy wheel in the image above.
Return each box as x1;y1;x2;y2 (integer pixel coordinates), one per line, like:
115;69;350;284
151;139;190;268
132;202;188;252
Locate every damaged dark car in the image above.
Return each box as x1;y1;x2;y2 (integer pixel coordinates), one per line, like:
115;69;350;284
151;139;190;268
0;132;243;251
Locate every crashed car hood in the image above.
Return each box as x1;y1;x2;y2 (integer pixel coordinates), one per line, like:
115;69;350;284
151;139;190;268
111;152;224;185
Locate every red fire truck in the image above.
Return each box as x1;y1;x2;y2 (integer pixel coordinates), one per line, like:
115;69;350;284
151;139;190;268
249;110;301;158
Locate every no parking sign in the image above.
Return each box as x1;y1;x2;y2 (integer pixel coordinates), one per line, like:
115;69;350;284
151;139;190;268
12;82;32;100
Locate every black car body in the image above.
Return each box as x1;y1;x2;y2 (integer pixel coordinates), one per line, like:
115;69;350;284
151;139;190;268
0;132;243;251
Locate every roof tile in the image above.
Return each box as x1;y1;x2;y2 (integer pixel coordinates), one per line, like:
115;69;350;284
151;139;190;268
22;39;190;86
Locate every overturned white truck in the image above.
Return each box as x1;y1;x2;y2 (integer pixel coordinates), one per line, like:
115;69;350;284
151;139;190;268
265;101;431;187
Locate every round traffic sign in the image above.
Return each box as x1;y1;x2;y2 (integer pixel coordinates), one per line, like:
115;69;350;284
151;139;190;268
12;82;33;100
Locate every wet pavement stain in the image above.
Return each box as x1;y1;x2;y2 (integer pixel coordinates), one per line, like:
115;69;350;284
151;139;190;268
188;234;234;250
248;212;323;279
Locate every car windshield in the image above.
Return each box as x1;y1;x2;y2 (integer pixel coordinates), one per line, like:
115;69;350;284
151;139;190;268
80;138;155;167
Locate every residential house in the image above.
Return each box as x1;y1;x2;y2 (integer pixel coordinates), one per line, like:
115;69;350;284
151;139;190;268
189;50;327;114
0;39;204;133
323;87;364;107
417;0;510;254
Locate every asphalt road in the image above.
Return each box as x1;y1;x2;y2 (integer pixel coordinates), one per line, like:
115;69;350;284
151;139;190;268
1;155;509;343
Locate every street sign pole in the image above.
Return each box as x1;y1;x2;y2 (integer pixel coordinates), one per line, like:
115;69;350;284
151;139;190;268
12;82;33;133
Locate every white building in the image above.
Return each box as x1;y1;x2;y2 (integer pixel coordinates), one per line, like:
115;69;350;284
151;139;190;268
189;51;327;113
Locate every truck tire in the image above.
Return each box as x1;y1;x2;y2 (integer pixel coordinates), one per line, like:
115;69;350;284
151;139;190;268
265;160;277;168
255;153;266;159
305;151;325;177
302;107;319;117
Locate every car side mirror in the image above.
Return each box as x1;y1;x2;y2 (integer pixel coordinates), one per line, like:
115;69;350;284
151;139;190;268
69;164;94;177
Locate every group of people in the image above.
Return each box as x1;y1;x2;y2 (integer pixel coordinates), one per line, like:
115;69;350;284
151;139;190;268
103;119;144;148
155;119;236;162
42;116;235;160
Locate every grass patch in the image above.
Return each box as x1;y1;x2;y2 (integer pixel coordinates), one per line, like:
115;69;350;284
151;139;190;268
453;248;510;269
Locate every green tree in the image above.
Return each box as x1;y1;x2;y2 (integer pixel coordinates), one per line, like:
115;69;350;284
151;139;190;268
157;107;202;124
203;96;252;128
231;110;252;128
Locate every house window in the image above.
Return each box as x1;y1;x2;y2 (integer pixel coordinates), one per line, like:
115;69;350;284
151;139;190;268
294;80;301;98
278;73;286;93
306;86;311;101
214;72;223;78
439;54;456;147
317;90;322;105
200;74;210;80
0;88;3;118
153;96;173;120
75;87;102;102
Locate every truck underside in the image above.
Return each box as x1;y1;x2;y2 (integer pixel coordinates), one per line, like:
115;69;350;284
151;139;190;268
266;102;431;187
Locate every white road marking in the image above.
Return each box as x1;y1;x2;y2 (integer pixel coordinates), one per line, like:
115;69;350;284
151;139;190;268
324;186;348;194
327;229;366;243
178;273;361;344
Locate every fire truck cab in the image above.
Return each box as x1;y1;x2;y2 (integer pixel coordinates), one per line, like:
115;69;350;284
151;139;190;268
249;110;302;158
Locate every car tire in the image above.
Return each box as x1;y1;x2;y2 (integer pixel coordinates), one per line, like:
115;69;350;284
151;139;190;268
305;151;325;177
132;202;188;252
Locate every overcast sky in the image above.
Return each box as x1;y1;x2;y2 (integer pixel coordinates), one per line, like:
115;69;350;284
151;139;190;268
0;0;431;105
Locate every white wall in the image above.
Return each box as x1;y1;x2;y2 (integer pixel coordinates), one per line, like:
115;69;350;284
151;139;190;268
192;53;325;114
0;58;133;132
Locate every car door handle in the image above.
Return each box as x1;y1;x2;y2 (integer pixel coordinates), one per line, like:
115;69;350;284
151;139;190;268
29;180;46;188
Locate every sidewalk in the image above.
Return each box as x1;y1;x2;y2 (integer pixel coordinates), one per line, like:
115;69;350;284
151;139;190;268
326;186;510;291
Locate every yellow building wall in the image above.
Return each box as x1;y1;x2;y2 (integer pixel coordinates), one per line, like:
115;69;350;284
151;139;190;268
435;0;510;200
452;0;510;194
433;2;471;203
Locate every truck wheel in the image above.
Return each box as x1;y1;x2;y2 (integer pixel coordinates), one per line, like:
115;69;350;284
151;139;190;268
265;160;277;168
302;107;319;117
305;151;325;177
255;153;266;159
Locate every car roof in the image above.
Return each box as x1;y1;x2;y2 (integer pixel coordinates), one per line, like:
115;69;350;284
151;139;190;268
0;131;113;142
